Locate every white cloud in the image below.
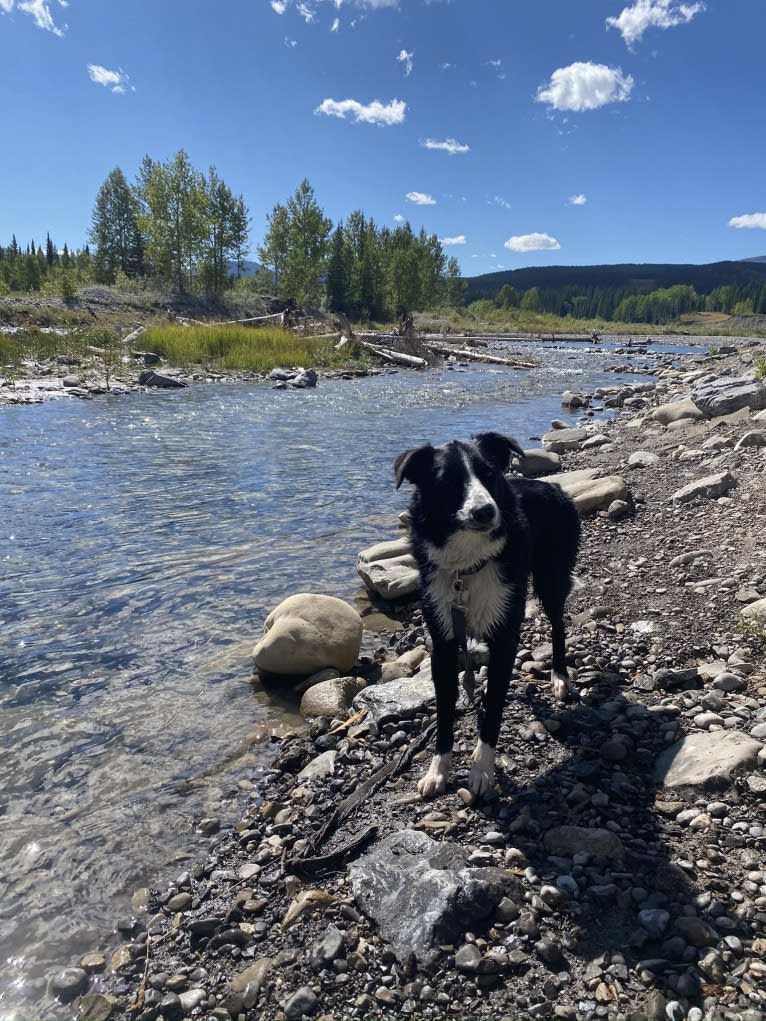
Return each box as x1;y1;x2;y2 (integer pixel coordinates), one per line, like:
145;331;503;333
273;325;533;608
569;193;587;205
330;16;339;30
397;48;414;76
728;213;766;230
406;192;436;205
271;0;288;12
536;61;634;112
440;235;466;245
296;1;315;21
421;137;469;155
493;195;511;209
607;0;705;49
315;97;406;125
284;35;297;46
87;64;134;94
2;0;67;35
393;214;404;222
504;232;560;253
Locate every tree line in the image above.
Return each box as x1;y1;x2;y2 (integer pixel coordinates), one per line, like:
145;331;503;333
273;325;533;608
0;153;464;319
484;279;766;323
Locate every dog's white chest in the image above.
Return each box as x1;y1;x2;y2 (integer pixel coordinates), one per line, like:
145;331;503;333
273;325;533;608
428;562;510;640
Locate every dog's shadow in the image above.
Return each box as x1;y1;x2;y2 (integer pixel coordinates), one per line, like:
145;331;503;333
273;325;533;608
456;677;732;1003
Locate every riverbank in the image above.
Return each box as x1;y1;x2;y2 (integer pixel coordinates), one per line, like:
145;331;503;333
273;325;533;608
42;338;766;1021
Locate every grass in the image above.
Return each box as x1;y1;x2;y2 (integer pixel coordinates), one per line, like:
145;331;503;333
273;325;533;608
755;354;766;380
140;323;363;372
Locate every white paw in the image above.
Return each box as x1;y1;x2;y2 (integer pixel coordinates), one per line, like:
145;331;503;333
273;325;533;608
552;670;572;701
468;740;496;797
418;753;451;798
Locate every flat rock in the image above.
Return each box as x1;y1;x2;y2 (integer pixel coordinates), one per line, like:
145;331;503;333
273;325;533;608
741;598;766;622
349;829;519;967
357;538;420;600
542;426;588;454
548;473;629;515
514;448;561;477
654;730;762;790
543;826;626;860
651;398;705;425
691;376;766;418
670;471;737;504
351;668;435;725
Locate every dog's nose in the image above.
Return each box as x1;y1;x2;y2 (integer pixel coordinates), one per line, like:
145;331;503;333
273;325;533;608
470;503;496;526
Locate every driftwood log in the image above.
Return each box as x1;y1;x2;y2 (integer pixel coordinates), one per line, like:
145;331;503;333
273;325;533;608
357;340;429;369
423;340;538;368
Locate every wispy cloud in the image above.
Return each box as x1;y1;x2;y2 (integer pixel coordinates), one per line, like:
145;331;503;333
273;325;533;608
421;137;469;155
271;0;288;12
1;0;67;35
87;64;134;94
440;235;466;245
607;0;705;49
315;97;406;125
569;193;587;205
397;48;414;76
536;61;634;112
492;195;511;210
504;232;560;253
330;16;339;30
296;1;316;22
406;191;436;205
728;213;766;230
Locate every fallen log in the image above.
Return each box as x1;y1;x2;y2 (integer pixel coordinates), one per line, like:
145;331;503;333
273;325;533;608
357;340;428;369
423;340;538;368
120;325;146;346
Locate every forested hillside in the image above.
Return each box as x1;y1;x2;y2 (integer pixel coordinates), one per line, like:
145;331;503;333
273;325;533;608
464;261;766;323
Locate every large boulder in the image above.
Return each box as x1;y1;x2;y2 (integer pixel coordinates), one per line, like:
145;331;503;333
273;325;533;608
543;469;629;515
651;398;705;426
654;731;762;790
513;448;561;477
691;377;766;418
253;593;362;677
542;426;588;454
349;830;520;967
670;471;737;504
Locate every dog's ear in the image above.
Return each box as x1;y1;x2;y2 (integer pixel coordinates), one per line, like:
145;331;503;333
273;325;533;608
394;444;435;489
473;432;525;471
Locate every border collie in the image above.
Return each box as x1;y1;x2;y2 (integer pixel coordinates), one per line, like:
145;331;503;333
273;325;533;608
394;431;581;798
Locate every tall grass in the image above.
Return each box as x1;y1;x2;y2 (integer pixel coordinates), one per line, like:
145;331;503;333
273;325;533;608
141;324;355;372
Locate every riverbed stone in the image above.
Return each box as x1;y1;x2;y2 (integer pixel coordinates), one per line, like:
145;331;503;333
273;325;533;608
351;668;435;725
222;957;275;1013
691;376;766;418
253;593;363;676
357;538;420;600
299;676;366;718
542;426;588;453
670;471;737;504
741;598;766;622
543;826;625;859
138;370;188;388
514;448;562;477
653;730;762;790
549;473;629;515
349;829;520;967
651;398;705;425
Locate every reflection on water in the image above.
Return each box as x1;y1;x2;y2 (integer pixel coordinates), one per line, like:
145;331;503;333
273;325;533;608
0;343;677;1016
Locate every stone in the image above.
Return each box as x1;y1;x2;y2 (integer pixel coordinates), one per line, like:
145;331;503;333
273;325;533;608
62;374;81;387
651;398;705;425
284;985;318;1019
290;368;318;388
48;967;89;1003
351;669;435;725
670;471;737;504
628;450;660;469
299;676;366;718
672;916;716;947
654;730;762;790
253;593;363;676
296;749;337;782
734;429;766;450
691;377;766;418
357;538;420;600
224;957;275;1012
138;370;187;388
742;598;766;622
348;829;520;967
513;448;561;477
309;926;345;969
542;426;588;453
542;826;625;860
551;474;629;515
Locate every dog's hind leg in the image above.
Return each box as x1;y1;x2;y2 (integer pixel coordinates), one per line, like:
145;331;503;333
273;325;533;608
418;640;459;798
535;575;574;701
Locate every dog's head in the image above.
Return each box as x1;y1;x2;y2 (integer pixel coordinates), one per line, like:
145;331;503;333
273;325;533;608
394;432;524;555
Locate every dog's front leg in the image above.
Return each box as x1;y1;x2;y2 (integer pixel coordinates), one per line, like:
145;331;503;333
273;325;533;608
469;633;517;797
418;639;459;798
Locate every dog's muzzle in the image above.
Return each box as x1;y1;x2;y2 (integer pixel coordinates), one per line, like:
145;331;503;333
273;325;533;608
464;502;499;530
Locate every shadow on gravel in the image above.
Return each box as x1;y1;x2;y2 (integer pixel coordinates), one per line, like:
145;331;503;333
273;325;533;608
466;677;730;1007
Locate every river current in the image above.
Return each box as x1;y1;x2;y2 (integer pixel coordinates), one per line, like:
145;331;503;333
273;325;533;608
0;339;695;1017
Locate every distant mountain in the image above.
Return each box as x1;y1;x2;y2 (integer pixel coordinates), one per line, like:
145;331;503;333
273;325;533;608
741;255;766;264
463;259;766;302
227;259;260;278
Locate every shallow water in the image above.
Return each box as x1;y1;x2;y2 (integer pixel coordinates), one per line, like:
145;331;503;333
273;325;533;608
0;340;696;1017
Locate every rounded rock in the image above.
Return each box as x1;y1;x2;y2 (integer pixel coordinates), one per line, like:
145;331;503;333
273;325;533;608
48;967;89;1003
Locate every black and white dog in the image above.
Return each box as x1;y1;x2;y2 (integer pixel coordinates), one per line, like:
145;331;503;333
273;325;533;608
394;431;581;798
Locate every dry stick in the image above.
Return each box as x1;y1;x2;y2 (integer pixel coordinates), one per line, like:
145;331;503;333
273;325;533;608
286;718;437;877
127;930;171;1013
422;340;538;368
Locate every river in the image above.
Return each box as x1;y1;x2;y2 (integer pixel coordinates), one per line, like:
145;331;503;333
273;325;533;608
0;338;696;1018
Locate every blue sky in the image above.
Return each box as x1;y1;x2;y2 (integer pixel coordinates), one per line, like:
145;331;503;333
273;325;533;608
1;0;765;276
